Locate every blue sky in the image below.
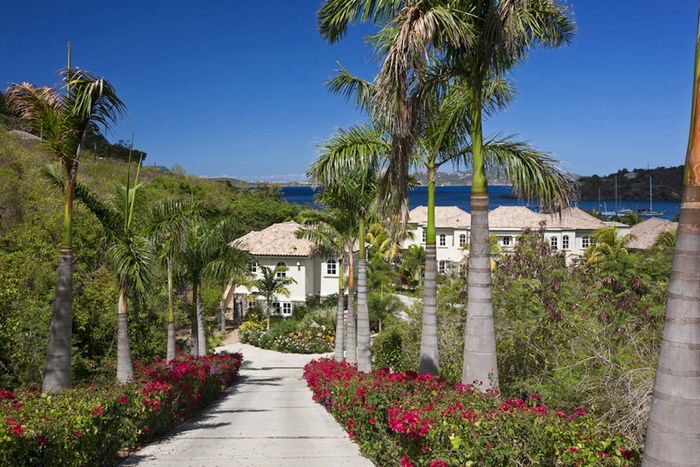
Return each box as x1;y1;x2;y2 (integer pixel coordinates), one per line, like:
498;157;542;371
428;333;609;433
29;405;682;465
0;1;696;180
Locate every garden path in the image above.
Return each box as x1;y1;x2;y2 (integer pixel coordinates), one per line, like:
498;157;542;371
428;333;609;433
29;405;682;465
121;343;372;467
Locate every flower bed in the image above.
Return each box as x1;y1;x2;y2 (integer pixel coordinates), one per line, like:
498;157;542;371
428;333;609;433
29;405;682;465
304;358;639;466
0;352;243;466
240;321;333;354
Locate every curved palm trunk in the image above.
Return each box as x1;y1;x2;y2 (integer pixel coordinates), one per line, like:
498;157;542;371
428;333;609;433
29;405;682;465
116;284;134;383
43;163;78;393
462;91;499;391
643;16;700;465
419;166;439;375
335;260;345;362
197;286;206;356
219;284;227;333
356;219;372;372
166;258;176;361
190;281;199;356
346;245;357;364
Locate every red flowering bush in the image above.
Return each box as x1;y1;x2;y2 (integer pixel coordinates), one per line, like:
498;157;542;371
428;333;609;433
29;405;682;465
0;352;242;466
304;358;640;466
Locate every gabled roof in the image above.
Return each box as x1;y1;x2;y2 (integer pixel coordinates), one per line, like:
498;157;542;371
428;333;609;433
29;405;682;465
488;206;543;229
628;217;678;250
231;221;316;257
540;208;608;230
408;206;471;228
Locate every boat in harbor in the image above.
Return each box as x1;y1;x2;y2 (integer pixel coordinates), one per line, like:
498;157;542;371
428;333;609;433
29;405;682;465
638;176;664;217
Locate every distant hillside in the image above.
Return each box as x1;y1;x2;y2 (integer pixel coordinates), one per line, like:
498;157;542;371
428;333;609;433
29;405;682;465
412;170;511;186
578;166;684;201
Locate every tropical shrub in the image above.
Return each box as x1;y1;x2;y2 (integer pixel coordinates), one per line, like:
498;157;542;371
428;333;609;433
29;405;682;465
0;352;242;466
240;317;333;354
304;358;639;466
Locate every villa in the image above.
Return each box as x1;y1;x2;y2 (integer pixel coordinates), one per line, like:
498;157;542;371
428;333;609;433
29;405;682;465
403;205;609;269
223;221;345;319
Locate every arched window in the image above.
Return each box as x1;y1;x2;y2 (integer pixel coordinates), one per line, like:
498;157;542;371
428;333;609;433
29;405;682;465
582;235;590;248
459;233;467;247
562;235;570;250
249;261;257;273
502;236;511;246
276;261;287;278
438;260;447;274
550;236;558;251
439;233;446;247
326;258;337;275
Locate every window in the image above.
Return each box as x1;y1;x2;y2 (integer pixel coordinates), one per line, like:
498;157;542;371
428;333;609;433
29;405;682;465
282;302;292;316
550;236;558;251
272;302;281;316
326;258;337;275
582;235;590;248
422;228;426;243
249;262;257;273
439;233;446;247
438;260;447;274
502;236;511;246
276;261;286;278
459;233;467;248
562;235;570;250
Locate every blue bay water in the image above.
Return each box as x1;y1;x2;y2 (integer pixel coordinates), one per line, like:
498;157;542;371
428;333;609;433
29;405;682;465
281;185;681;221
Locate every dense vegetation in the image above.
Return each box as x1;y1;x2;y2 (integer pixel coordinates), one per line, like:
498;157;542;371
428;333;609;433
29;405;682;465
0;127;298;389
578;166;684;200
0;352;242;466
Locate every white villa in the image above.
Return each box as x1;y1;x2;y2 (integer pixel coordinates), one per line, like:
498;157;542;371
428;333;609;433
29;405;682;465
403;205;610;269
223;221;344;319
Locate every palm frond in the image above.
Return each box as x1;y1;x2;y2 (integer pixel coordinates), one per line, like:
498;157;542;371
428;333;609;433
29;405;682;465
318;0;402;43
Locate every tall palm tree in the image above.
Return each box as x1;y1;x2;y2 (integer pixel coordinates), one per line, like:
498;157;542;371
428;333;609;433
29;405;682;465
180;219;246;356
146;200;211;360
643;9;700;465
5;69;125;392
308;128;385;372
250;265;296;331
297;208;355;362
443;0;574;390
45;157;154;383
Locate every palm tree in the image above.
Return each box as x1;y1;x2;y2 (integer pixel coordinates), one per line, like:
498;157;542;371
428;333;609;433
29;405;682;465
643;10;700;465
5;69;125;392
308;128;385;372
399;244;426;289
654;230;677;250
45;157;154;383
584;226;633;266
180;219;246;356
250;265;296;331
297;208;355;362
146;200;210;360
440;1;574;390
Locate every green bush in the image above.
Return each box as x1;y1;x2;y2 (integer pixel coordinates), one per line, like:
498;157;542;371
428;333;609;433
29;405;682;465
240;317;333;354
372;326;410;372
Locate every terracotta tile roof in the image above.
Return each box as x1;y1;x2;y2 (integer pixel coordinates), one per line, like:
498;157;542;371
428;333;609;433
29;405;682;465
488;206;544;229
231;221;316;257
628;217;678;250
540;208;608;230
408;206;471;229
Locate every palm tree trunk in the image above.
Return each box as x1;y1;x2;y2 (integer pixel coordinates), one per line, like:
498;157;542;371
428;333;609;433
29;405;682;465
420;164;439;375
219;282;227;333
266;299;271;332
116;284;134;383
642;14;700;465
335;260;345;362
166;258;176;361
197;285;206;356
42;162;78;393
462;87;499;391
191;281;199;356
356;218;372;372
346;244;357;364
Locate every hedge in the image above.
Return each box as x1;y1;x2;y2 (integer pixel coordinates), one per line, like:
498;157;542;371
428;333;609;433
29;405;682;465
0;352;243;466
304;358;639;466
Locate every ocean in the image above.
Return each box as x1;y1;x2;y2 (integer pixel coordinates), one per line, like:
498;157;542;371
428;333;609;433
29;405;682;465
281;185;681;221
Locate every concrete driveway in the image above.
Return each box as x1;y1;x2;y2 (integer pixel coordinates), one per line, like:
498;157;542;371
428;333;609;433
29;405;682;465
121;343;373;467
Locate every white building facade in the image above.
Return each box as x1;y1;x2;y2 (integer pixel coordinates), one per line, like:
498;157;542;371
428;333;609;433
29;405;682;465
224;221;343;318
404;205;610;269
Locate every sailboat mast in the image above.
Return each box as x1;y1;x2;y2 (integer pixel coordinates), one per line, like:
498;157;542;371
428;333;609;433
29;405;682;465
649;176;653;211
615;176;618;212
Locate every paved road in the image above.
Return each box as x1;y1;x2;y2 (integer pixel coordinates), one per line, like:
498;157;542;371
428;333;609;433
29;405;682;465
122;343;373;467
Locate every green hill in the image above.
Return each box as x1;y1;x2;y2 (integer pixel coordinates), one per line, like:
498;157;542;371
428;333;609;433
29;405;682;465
577;166;684;201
